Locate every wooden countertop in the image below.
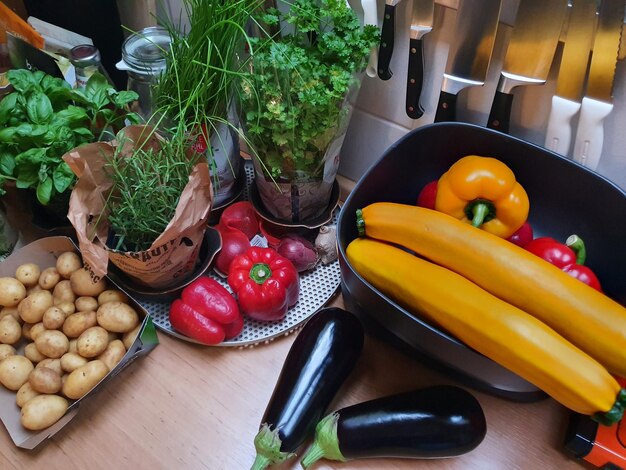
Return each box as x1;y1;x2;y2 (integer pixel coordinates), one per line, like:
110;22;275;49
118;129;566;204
0;186;591;470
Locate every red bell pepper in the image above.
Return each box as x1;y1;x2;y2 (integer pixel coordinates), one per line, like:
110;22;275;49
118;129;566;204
525;234;602;291
169;276;243;344
506;221;534;247
227;246;299;322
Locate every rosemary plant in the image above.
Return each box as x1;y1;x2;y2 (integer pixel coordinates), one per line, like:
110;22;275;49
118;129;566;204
105;130;200;252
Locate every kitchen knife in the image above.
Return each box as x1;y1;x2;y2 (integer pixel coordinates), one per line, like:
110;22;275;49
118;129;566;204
572;0;624;170
544;0;597;155
405;0;434;119
433;0;502;123
487;0;569;133
377;0;403;80
362;0;379;78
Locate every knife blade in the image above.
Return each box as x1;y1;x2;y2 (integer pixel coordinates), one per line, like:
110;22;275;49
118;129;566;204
487;0;569;133
544;0;597;155
433;0;502;122
377;0;403;80
405;0;434;119
572;0;624;170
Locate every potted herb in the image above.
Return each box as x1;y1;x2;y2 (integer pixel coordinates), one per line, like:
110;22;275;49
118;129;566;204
63;125;213;289
152;0;261;208
0;69;139;221
238;0;379;223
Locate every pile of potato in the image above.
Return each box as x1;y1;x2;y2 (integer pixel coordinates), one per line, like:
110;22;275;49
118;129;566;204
0;251;143;432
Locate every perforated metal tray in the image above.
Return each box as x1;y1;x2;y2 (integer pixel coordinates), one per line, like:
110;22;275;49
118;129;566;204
139;162;342;347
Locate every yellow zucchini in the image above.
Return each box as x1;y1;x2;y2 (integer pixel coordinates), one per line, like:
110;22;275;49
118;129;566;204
346;237;624;422
357;202;626;378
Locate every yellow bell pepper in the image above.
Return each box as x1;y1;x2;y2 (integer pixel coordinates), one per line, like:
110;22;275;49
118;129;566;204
435;155;530;238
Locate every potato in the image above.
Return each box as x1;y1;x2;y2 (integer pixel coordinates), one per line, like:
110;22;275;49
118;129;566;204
70;269;106;297
24;342;46;363
21;394;68;430
29;322;46;341
26;284;43;295
0;316;21;345
62;360;108;399
98;289;129;305
0;277;27;307
75;296;98;312
76;326;109;358
60;352;88;373
68;339;78;354
0;344;15;362
38;267;61;290
0;355;34;390
0;307;20;322
36;358;62;375
28;367;62;394
16;382;39;408
122;323;142;350
53;280;75;305
56;301;76;317
42;306;66;330
35;330;69;358
56;251;82;279
97;339;126;370
63;311;97;338
97;302;139;333
18;290;53;324
15;263;41;287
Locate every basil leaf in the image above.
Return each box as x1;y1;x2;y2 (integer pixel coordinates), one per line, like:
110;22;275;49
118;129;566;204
52;162;75;193
7;69;38;94
36;177;53;205
0;127;17;144
125;112;143;125
55;106;89;127
0;151;15;176
15;147;48;165
112;90;139;108
0;93;18;125
14;159;40;189
26;91;54;124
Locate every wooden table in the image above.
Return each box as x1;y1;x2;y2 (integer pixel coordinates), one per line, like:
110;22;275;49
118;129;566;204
0;186;590;470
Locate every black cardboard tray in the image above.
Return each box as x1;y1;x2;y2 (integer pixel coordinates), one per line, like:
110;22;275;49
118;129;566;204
337;122;626;401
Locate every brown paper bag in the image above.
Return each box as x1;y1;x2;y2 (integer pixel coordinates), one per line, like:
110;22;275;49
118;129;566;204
63;125;213;289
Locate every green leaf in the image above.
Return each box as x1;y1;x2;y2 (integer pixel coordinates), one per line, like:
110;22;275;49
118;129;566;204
112;90;139;108
124;112;142;125
0;93;19;125
7;69;39;94
84;73;112;109
15;147;48;166
14;158;40;189
26;91;54;124
36;177;53;205
52;162;75;193
0;127;17;144
55;106;89;127
0;151;15;176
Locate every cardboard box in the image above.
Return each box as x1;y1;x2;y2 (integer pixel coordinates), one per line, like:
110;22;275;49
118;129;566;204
0;236;159;449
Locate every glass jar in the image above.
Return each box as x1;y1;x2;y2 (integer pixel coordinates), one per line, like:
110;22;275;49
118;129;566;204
116;26;172;122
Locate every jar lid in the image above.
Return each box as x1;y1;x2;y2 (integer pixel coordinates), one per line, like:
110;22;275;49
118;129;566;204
121;26;172;75
70;44;101;67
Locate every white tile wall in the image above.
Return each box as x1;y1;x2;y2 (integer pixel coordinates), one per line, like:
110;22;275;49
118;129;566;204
339;0;626;190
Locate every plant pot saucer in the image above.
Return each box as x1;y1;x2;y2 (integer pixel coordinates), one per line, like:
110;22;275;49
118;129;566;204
105;226;222;302
249;179;340;231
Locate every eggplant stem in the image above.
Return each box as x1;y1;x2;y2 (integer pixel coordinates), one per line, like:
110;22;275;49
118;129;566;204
250;424;295;470
300;412;346;468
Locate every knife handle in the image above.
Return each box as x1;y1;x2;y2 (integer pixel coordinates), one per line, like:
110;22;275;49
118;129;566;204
544;96;581;156
406;38;425;119
434;91;457;123
377;4;396;81
487;91;514;134
572;96;613;170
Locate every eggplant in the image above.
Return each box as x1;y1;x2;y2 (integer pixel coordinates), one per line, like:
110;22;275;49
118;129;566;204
300;385;487;468
250;307;364;470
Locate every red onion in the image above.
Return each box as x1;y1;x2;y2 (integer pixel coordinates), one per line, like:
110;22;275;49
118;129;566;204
214;224;251;275
220;201;259;240
277;234;319;272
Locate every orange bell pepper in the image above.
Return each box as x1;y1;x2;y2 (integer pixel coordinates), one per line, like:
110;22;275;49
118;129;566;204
434;155;529;238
